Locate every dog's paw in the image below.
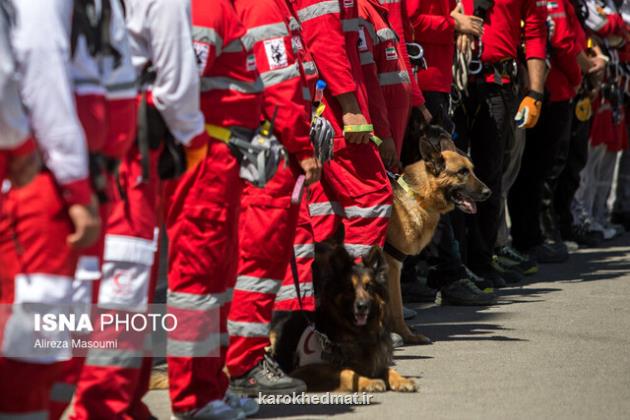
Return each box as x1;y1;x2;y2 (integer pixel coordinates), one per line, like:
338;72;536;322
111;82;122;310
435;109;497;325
359;378;387;392
402;332;432;346
390;377;418;393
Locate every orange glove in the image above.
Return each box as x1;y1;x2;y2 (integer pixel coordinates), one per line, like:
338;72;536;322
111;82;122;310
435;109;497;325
185;132;209;171
514;91;543;129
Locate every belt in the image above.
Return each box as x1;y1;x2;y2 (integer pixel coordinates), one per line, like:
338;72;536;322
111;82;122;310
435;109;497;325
482;59;517;82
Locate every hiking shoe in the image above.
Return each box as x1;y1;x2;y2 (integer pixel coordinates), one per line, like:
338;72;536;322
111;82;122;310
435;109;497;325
440;278;497;306
491;256;525;284
403;306;417;320
401;278;437;303
470;267;507;289
171;400;245;420
391;332;404;348
527;241;569;263
566;222;603;247
225;391;259;417
464;266;494;292
229;353;306;397
495;245;539;275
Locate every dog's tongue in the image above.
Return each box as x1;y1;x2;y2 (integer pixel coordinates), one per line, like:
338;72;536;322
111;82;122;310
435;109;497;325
354;313;368;326
460;197;477;214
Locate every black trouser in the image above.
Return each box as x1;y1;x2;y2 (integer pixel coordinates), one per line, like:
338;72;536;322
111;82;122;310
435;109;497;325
554;107;591;235
509;100;573;250
452;82;517;273
400;91;466;288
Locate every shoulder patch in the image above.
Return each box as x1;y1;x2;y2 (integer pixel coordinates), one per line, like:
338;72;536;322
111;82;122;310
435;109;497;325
264;37;288;70
193;41;210;75
385;45;398;61
246;54;257;72
358;27;368;52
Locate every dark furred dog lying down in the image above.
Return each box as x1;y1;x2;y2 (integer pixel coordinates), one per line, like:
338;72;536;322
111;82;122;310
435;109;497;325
271;242;417;393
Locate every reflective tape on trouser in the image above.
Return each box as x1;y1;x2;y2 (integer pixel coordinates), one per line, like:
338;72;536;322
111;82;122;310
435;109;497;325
234;275;282;295
227;320;269;338
192;26;223;55
243;22;289;51
378;71;410;86
200;76;263;93
274;282;314;303
260;63;301;87
0;412;47;420
167;334;221;357
293;243;314;258
297;0;340;23
50;382;76;403
360;51;375;65
167;289;233;311
85;350;144;368
308;202;391;218
342;18;360;32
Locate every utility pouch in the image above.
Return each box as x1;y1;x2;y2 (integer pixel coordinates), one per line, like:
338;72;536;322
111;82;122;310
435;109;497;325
310;115;334;164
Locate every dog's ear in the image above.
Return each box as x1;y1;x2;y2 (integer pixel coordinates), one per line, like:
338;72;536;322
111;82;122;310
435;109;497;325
419;125;457;176
327;243;354;276
362;246;388;284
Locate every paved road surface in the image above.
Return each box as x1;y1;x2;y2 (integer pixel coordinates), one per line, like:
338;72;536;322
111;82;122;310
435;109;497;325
144;235;630;420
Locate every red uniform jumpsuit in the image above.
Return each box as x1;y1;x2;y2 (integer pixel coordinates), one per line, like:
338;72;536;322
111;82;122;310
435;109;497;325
0;1;94;418
166;0;263;414
358;0;412;155
226;0;316;378
275;0;393;312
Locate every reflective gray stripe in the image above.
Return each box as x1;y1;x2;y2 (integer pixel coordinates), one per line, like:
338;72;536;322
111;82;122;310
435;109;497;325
294;243;315;259
221;332;229;347
303;60;317;75
360;51;375;65
0;412;47;420
379;0;400;3
342;18;360;32
297;0;340;23
167;289;233;311
302;86;312;101
106;81;137;92
167;334;220;357
260;64;301;87
74;78;102;87
376;28;398;43
85;350;143;368
344;244;374;257
275;282;314;302
235;275;282;294
243;22;289;51
224;39;244;53
192;26;223;56
378;70;410;86
227;320;270;338
548;12;566;18
50;382;76;403
200;76;263;93
289;16;301;31
308;201;344;217
345;204;392;218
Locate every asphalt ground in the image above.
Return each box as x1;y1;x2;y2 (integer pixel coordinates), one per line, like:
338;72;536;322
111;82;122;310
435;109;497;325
144;234;630;420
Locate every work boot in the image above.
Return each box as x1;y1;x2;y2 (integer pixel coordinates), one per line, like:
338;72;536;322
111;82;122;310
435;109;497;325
439;278;497;306
491;256;525;284
494;245;538;275
171;400;245;420
564;222;603;247
229;353;306;397
470;266;507;289
526;240;569;264
401;279;437;303
464;266;494;292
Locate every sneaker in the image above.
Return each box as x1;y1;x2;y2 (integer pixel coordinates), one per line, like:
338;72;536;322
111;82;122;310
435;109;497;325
225;391;259;417
470;267;507;289
390;332;404;348
229;353;306;397
403;306;417;320
567;222;603;247
491;256;525;284
591;221;618;240
464;266;494;292
172;400;245;420
439;278;497;306
527;241;569;264
401;278;437;303
495;246;539;275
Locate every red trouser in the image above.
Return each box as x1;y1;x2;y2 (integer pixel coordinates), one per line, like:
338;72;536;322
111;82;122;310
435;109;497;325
226;164;301;378
66;146;161;420
276;142;392;311
0;173;78;419
165;139;242;414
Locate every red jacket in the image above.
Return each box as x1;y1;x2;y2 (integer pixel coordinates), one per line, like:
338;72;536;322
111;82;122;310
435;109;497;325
462;0;547;64
406;0;456;93
546;0;584;102
192;0;263;131
234;0;314;161
292;0;372;146
379;0;425;106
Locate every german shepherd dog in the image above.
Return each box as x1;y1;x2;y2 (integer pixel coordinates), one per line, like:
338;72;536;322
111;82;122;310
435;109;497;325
271;242;417;393
386;125;491;345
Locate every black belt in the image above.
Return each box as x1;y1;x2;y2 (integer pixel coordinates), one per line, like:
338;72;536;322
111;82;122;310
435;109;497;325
481;59;517;84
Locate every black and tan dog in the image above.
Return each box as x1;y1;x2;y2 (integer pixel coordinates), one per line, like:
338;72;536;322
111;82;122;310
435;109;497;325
385;125;491;345
271;242;417;393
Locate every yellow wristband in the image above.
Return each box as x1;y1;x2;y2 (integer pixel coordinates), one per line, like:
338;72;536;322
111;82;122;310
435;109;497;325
343;124;374;133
